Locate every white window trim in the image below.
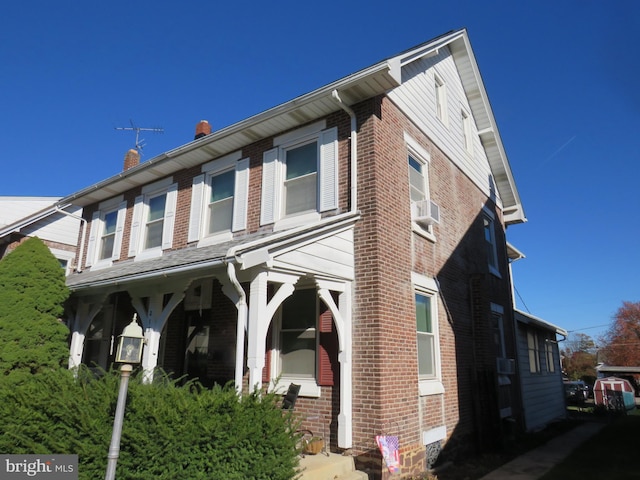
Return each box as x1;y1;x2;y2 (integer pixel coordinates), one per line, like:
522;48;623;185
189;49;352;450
412;272;444;396
188;151;250;247
129;177;177;261
85;195;126;271
434;71;448;126
406;134;437;242
268;289;322;398
49;247;75;276
260;121;337;229
461;107;473;155
482;206;501;278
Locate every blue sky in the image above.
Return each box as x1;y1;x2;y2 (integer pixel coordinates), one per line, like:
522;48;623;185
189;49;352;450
1;1;638;344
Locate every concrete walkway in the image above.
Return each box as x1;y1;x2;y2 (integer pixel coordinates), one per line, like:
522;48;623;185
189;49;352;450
479;421;606;480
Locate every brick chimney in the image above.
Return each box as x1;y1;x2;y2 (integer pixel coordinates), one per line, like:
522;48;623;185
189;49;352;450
123;148;140;171
194;120;211;140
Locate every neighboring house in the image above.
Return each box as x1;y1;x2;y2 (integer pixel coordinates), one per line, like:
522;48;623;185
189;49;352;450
58;29;531;477
514;310;567;432
0;196;82;275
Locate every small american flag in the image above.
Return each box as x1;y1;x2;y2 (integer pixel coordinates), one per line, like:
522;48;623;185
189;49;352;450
376;435;400;473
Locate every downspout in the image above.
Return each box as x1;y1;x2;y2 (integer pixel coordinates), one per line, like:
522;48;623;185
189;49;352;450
55;205;87;273
331;90;358;212
224;247;248;394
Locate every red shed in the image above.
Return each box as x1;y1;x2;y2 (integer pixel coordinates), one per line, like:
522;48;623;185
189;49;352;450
594;376;635;411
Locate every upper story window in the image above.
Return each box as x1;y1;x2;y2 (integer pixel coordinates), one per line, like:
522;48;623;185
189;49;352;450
434;73;448;125
482;207;500;277
406;134;439;237
188;151;250;246
261;120;338;230
545;338;556;373
129;177;178;260
461;108;473;154
85;195;127;270
413;273;443;396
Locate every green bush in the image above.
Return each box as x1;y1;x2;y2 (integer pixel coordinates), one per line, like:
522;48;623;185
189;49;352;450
0;237;70;375
0;368;300;480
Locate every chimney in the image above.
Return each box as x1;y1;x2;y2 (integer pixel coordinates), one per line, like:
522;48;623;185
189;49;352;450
194;120;211;140
123;148;140;171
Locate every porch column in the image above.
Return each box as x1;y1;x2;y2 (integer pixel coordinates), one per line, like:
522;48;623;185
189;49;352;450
67;296;108;370
246;272;268;391
318;281;353;449
131;288;185;383
220;263;248;394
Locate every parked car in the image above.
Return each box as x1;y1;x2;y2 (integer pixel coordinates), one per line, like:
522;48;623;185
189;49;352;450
564;381;589;404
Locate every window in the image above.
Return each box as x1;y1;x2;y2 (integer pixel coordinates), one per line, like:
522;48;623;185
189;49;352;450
416;293;436;378
482;208;500;276
261;121;338;229
85;196;127;270
207;169;235;235
527;330;541;373
188;151;250;245
413;273;443;396
279;288;317;378
284;141;318;216
99;210;118;260
491;305;506;359
461;108;473;153
129;177;178;260
545;340;556;373
406;134;438;235
144;193;166;250
435;73;448;125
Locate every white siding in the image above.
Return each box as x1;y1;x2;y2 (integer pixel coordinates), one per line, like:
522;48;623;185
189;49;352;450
20;206;82;246
388;47;499;207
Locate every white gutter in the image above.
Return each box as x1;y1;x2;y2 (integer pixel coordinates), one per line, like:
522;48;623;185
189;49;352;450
331;89;358;212
54;206;87;273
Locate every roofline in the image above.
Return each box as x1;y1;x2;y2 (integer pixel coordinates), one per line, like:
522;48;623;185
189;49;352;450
514;308;568;337
55;28;524;224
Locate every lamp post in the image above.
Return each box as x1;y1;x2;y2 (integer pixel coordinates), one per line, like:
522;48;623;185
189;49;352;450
105;314;144;480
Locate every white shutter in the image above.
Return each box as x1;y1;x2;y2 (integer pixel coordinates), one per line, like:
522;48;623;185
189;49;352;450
232;158;250;232
84;211;100;267
128;195;144;257
319;127;338;212
112;201;127;260
162;183;178;250
260;148;279;225
188;174;205;242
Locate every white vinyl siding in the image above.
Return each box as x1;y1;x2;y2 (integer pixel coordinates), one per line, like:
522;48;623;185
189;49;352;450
387;47;495;206
260;122;338;227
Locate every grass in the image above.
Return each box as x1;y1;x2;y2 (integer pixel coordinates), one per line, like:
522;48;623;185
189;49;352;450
540;409;640;480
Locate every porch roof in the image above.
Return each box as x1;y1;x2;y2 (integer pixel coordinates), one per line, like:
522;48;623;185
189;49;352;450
67;212;358;293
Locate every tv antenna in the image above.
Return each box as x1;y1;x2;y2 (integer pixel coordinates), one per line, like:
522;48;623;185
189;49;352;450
115;119;164;153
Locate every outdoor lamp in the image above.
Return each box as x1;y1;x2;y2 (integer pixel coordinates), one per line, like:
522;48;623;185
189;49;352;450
114;314;144;364
105;313;145;480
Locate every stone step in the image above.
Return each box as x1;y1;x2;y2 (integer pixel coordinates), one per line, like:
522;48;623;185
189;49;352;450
297;452;368;480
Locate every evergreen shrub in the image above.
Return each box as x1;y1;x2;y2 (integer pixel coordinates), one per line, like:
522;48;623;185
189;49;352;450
0;368;300;480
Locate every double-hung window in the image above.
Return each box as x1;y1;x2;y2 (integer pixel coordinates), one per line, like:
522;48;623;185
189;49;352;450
482;207;500;276
461;108;473;154
527;329;541;373
129;177;178;260
85;195;127;270
413;273;443;396
188;150;250;246
261;120;338;230
545;338;556;373
406;133;438;236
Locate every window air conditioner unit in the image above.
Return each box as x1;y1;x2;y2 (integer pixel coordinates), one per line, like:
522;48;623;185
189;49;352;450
412;199;440;227
496;357;516;375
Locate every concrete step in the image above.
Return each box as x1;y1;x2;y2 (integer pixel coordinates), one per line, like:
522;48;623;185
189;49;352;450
297;452;368;480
